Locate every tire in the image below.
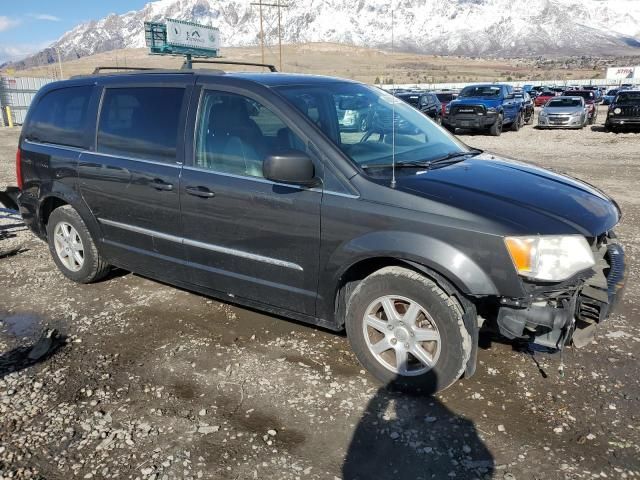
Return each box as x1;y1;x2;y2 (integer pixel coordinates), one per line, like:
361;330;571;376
510;112;522;132
345;266;471;393
588;114;596;125
46;205;111;284
488;114;503;136
525;110;533;125
444;124;455;133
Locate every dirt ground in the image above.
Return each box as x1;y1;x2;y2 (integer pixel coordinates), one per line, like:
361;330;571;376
0;106;639;480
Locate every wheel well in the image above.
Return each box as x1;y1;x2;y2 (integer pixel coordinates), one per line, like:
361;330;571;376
334;257;427;330
40;197;68;234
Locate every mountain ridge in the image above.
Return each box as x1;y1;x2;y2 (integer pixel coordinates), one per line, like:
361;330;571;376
9;0;640;69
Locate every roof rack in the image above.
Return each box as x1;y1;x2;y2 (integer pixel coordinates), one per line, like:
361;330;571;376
92;66;160;74
181;59;277;72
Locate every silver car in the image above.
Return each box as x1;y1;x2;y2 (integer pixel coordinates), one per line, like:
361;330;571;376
538;96;588;129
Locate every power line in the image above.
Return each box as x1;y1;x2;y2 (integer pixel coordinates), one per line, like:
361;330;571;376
250;0;290;71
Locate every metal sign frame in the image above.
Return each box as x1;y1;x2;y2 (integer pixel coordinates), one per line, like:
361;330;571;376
144;20;220;58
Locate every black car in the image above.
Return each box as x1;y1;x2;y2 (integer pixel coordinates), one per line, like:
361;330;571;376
16;66;626;393
514;90;535;124
605;90;640;132
395;92;442;124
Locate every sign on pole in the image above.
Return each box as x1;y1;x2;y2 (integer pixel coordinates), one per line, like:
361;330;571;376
166;19;220;53
145;18;220;58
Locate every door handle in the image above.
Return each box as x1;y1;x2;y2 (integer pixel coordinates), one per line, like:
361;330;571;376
186;186;215;198
151;179;173;191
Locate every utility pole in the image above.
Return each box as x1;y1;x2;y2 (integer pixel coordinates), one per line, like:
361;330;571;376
250;0;289;71
53;47;64;79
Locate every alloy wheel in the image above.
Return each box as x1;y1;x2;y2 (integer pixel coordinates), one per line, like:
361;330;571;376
53;221;85;272
362;295;441;376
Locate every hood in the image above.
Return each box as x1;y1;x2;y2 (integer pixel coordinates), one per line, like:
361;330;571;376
394;154;620;237
543;106;584;114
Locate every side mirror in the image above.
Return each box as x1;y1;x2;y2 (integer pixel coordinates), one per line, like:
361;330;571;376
505;93;515;100
263;149;316;186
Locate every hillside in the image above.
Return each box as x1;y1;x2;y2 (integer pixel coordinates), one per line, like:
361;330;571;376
10;43;619;86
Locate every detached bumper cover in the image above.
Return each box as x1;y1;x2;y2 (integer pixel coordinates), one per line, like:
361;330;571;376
577;242;626;324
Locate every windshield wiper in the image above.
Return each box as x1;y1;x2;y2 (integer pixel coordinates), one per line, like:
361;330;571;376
361;149;482;170
428;149;482;167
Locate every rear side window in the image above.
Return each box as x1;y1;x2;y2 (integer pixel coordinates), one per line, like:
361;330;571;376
27;86;93;148
97;87;185;162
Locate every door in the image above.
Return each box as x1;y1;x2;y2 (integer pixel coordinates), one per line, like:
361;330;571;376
180;87;322;315
78;82;190;280
503;86;518;123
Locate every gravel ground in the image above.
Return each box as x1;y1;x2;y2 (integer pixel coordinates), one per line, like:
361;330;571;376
0;106;639;480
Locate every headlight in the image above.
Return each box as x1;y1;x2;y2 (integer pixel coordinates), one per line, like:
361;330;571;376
539;110;547;117
613;107;622;115
504;235;595;281
486;107;498;114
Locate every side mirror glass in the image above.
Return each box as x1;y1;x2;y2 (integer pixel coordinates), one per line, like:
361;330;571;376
263;149;316;186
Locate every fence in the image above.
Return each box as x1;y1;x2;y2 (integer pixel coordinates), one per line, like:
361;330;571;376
379;77;636;91
0;76;56;126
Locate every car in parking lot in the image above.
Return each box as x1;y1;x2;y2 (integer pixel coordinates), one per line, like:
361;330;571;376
443;83;524;136
16;67;626;393
395;91;442;124
605;90;640;132
538;96;588;129
514;90;535;124
336;94;370;131
534;90;556;107
603;89;619;105
565;90;598;124
434;91;457;116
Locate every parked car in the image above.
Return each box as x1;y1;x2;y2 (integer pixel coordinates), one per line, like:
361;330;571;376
434;91;457;116
336;94;371;131
537;96;588;129
605;90;640;133
443;84;524;136
514;90;535;124
16;68;626;393
564;90;598;124
395;91;442;124
534;91;556;107
603;89;619;105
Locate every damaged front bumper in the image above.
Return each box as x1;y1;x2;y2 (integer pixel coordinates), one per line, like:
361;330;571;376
496;234;626;349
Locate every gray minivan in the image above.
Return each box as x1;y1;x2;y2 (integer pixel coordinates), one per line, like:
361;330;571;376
16;67;625;392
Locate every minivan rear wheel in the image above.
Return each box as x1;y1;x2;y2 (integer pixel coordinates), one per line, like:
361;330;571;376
46;205;110;283
345;266;471;393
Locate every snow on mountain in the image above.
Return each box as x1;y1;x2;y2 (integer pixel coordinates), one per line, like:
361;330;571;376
13;0;640;68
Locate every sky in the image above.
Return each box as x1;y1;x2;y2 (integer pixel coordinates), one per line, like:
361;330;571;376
0;0;149;63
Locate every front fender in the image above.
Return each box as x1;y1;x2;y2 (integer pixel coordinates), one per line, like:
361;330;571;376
330;231;499;297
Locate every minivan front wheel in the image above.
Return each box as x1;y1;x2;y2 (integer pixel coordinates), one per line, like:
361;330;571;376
346;266;471;393
47;205;110;283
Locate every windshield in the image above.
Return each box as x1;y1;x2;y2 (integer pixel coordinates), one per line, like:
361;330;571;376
435;93;455;102
459;85;502;98
397;94;421;107
276;83;469;170
606;89;619;96
540;91;555;97
570;91;595;100
616;92;640;105
547;98;582;108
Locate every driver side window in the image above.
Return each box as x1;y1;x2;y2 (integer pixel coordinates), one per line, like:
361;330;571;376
195;91;305;178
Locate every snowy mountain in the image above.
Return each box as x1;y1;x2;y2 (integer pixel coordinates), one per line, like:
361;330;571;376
13;0;640;68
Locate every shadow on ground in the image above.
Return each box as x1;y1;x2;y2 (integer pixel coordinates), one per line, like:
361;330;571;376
0;329;66;379
343;373;494;480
